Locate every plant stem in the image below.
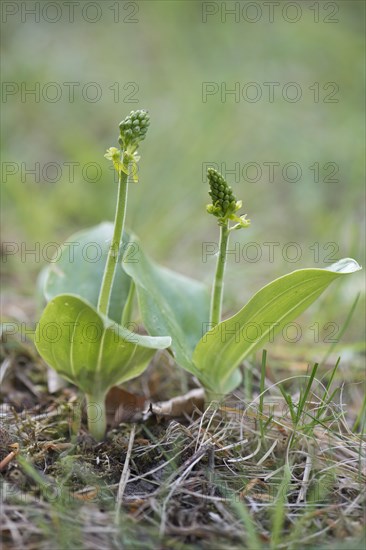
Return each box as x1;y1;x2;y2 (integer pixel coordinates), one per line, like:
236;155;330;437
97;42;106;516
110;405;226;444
259;349;267;442
121;279;135;326
210;221;230;326
98;168;129;316
85;393;107;441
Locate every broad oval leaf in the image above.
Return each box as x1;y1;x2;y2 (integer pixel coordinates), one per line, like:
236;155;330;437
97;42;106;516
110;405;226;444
35;294;171;397
193;259;361;393
122;234;211;375
41;223;132;323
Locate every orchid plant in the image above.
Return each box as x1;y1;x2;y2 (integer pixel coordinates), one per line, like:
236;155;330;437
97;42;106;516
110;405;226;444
35;111;171;440
36;110;361;439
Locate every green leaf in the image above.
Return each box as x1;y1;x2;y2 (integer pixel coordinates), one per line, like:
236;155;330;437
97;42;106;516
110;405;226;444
193;259;362;393
122;234;210;375
34;294;171;397
42;223;132;323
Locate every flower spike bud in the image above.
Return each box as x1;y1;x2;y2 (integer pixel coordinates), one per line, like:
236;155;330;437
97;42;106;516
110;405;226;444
207;168;237;217
119;110;150;154
207;168;251;229
105;111;149;180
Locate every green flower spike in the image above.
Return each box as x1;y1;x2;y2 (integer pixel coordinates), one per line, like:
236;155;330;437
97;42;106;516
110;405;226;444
207;168;250;230
100;110;150;316
105;110;150;183
118;109;150;154
207;168;251;326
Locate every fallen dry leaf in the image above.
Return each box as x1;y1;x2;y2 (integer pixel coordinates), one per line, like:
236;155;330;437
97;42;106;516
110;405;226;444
105;386;147;426
151;388;205;417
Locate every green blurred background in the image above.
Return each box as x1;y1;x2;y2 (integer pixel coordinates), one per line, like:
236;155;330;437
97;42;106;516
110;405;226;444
1;0;365;345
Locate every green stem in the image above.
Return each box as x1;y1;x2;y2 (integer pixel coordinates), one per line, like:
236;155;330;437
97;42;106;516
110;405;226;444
85;393;107;441
205;388;223;405
210;221;230;326
121;279;135;326
98;168;129;316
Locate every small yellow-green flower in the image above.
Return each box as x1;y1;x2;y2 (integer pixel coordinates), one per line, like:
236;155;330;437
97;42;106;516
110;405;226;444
104;147;123;173
104;147;141;183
